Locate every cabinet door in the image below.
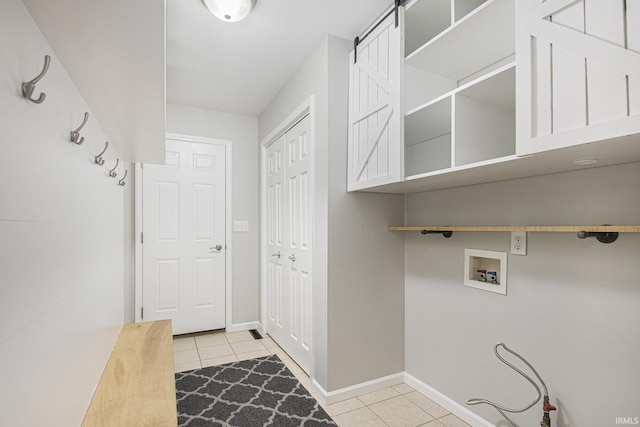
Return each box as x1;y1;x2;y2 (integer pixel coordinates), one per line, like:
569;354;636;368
517;0;640;156
347;9;403;191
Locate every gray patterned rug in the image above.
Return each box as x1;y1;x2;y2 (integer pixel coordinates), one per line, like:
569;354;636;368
175;354;337;427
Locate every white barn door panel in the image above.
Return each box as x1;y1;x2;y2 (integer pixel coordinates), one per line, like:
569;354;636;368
347;9;403;191
517;0;640;155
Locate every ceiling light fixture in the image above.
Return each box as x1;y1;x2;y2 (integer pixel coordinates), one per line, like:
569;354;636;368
202;0;256;22
573;158;599;166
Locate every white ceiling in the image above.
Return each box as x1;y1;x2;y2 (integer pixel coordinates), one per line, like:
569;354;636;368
166;0;394;117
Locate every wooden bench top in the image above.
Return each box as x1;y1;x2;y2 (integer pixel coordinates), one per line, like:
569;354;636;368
82;320;177;427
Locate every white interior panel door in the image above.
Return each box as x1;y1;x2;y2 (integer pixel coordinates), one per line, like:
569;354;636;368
266;136;286;347
265;114;312;374
347;9;403;191
142;139;226;335
284;116;312;374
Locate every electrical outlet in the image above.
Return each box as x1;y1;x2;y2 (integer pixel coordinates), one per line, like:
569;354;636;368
511;231;527;255
233;220;249;232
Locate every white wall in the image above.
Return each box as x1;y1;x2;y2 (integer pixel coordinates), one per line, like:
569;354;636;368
259;35;405;393
166;103;260;325
404;162;640;426
0;1;124;425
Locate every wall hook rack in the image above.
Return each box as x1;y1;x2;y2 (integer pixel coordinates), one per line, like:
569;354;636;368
70;112;89;145
421;229;453;238
22;55;50;104
95;141;109;165
118;170;128;187
108;158;119;178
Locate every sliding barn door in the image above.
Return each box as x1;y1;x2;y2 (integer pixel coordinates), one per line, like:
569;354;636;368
347;9;403;191
517;0;640;155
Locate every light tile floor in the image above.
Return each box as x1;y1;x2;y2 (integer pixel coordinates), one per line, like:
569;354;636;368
173;330;469;427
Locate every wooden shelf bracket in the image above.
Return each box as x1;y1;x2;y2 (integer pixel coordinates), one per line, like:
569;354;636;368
390;224;640;244
420;229;453;238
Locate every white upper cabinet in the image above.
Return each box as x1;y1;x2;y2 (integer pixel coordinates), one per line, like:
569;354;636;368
517;0;640;156
347;0;640;194
347;9;404;191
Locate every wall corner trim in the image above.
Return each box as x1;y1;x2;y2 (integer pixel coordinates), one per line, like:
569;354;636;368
404;373;494;427
312;372;405;406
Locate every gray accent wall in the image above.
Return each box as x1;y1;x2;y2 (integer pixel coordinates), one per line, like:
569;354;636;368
259;35;405;393
404;162;640;426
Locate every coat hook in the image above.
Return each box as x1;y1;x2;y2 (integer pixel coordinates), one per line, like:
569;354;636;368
95;141;109;165
70;112;89;145
22;55;51;104
118;169;128;187
108;158;119;178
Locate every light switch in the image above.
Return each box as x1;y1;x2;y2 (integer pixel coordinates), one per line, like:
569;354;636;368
234;220;249;232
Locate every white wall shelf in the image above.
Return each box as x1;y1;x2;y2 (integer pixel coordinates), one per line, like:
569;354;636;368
405;0;514;81
404;63;516;177
355;129;640;194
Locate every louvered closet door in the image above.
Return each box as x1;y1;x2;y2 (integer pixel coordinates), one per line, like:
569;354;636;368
347;8;403;191
517;0;640;155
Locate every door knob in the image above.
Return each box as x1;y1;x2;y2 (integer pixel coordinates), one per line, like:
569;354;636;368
288;254;296;262
211;244;223;253
271;251;281;259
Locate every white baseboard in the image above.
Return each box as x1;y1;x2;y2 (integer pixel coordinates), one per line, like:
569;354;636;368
312;372;405;405
225;321;261;333
404;373;494;427
311;370;493;426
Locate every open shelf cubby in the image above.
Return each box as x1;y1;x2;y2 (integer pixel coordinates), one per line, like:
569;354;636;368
405;0;514;83
404;0;451;57
454;64;515;166
405;96;452;176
